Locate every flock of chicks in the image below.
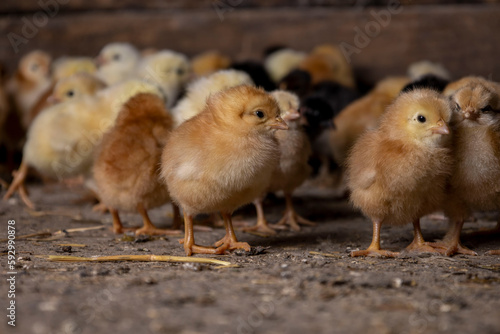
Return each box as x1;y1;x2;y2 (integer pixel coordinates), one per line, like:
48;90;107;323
0;42;499;257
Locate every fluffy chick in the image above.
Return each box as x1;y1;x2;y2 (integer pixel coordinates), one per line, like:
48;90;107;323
231;61;276;91
299;44;356;89
429;77;500;256
134;50;191;109
3;79;164;209
7;50;52;129
264;48;306;84
52;57;97;82
96;42;140;85
94;93;181;236
408;60;451;82
243;90;312;235
172;69;253;126
161;85;288;256
191;50;231;77
347;89;453;257
330;76;410;168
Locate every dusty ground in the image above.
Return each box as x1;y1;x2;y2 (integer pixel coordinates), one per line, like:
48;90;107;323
1;182;500;334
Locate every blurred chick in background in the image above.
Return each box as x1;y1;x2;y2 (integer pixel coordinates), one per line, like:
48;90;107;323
231;61;276;91
134;50;191;109
94;93;181;236
172;69;254;126
264;48;306;84
161;85;287;256
347;89;452;257
242;90;312;235
429;77;500;256
7;50;52;130
95;42;140;85
3;79;164;209
191;50;231;77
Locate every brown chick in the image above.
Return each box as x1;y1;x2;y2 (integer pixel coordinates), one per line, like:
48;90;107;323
191;50;231;77
7;50;52;130
298;44;356;89
93;93;181;236
429;77;500;256
242;90;312;235
161;85;288;256
347;89;453;257
330;77;410;168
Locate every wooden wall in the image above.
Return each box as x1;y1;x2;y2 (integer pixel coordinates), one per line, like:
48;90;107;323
1;0;499;85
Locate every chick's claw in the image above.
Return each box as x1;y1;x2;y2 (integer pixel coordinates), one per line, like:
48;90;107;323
427;241;478;257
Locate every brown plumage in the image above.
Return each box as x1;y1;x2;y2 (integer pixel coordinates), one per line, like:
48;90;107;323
191;50;231;77
93;93;181;236
161;85;288;255
430;77;500;256
347;89;453;257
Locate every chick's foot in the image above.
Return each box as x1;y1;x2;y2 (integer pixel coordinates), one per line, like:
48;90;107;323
351;248;399;257
486;250;500;255
271;193;315;232
427;240;477;256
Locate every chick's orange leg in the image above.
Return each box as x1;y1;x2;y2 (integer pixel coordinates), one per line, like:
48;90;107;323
181;212;225;256
428;220;477;256
240;198;277;235
486;250;500;255
271;193;315;232
403;219;440;254
135;203;182;236
214;212;251;252
351;220;399;257
3;161;35;209
110;208;136;234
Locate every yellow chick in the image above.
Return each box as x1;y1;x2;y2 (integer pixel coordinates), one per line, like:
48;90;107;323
347;89;453;257
429;77;500;256
243;90;312;235
52;57;97;82
7;50;52;129
264;48;306;84
95;42;140;85
93;93;181;236
191;50;231;77
134;50;191;109
161;85;288;256
3;79;164;209
172;69;254;127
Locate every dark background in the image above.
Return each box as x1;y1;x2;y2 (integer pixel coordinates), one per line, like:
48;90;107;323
1;0;499;86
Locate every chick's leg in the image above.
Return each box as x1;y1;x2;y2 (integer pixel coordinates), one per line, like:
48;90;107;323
240;197;277;235
3;161;34;209
403;219;439;254
272;192;315;232
180;212;225;256
428;220;477;256
351;220;399;257
135;203;182;236
214;212;251;252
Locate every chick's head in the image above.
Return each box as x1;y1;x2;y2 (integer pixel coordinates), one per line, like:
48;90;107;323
451;81;500;128
96;43;139;68
271;90;301;127
19;50;52;82
382;89;451;146
49;73;106;103
208;85;288;133
52;57;97;81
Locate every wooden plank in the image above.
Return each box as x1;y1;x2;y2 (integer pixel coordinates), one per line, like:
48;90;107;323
0;5;499;86
0;0;498;13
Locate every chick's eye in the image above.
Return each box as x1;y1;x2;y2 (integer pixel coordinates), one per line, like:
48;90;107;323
255;110;265;119
66;90;74;97
177;68;185;76
31;63;39;71
417;115;426;123
481;105;493;113
113;54;121;61
455;103;461;111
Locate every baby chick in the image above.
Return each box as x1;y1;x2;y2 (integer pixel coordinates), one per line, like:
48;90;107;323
347;89;453;257
3;79;164;209
191;50;231;77
243;90;312;235
172;69;253;126
52;57;97;82
7;50;52;129
93;93;181;235
161;85;288;255
429;77;500;256
264;48;306;84
134;50;191;109
231;61;276;91
96;42;140;85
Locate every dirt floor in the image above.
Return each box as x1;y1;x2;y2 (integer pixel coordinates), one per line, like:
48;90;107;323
1;182;500;334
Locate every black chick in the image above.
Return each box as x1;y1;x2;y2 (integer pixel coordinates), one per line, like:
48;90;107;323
279;69;312;99
401;74;449;93
231;61;276;91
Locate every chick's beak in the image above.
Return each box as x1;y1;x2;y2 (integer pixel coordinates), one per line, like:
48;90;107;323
270;116;289;130
95;55;107;67
430;119;449;135
46;95;59;104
